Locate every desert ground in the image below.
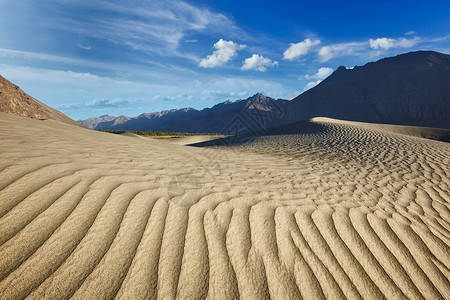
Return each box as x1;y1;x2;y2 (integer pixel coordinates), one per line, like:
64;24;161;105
0;112;449;299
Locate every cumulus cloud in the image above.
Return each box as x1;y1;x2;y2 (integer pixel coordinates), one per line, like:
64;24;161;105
304;67;333;80
283;39;321;60
318;46;335;62
405;31;417;36
302;67;333;92
199;39;246;68
241;54;278;72
369;37;419;50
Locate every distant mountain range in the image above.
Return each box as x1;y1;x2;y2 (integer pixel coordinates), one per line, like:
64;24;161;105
80;50;450;132
1;50;449;133
79;93;289;134
0;75;84;128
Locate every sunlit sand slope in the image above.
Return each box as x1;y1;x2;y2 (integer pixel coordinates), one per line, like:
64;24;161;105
0;112;449;299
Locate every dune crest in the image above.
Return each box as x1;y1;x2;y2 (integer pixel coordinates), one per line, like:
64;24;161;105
0;112;449;299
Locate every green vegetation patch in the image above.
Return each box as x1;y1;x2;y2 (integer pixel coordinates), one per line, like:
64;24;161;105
98;129;217;137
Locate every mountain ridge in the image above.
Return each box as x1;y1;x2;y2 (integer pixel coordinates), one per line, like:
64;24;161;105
79;50;450;132
0;75;84;128
79;93;288;133
282;50;450;129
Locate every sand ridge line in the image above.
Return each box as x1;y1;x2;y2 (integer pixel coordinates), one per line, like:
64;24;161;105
0;113;449;299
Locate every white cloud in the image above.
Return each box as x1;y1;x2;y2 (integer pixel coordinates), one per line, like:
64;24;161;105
0;48;85;65
241;54;278;72
318;41;367;62
58;98;132;110
302;67;333;91
283;39;321;60
318;46;335;62
77;44;92;50
3;0;239;61
369;37;419;50
200;90;250;100
0;47;203;84
317;36;422;62
303;80;322;92
405;31;417;36
199;39;246;68
304;67;333;80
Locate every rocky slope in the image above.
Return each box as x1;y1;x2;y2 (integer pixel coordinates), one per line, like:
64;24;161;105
0;75;84;128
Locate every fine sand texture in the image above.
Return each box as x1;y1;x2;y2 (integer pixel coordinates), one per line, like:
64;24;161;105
0;112;449;299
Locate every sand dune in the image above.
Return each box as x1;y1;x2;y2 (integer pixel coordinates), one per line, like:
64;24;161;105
0;112;449;299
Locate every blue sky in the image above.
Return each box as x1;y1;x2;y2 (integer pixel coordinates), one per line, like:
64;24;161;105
0;0;449;120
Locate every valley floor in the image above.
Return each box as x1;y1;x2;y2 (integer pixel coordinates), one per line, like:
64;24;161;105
0;112;449;299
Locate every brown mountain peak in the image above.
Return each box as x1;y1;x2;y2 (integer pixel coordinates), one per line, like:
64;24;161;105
0;75;84;128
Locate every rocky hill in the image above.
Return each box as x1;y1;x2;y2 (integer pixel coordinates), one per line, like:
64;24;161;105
79;93;288;134
0;75;84;127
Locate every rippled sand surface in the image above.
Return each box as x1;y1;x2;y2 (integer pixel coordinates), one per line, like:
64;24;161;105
0;112;449;299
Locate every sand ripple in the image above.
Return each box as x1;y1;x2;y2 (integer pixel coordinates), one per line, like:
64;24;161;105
0;113;449;299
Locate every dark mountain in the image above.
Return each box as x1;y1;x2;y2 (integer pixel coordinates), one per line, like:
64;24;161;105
79;93;288;133
80;51;450;133
0;75;84;127
282;51;450;129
